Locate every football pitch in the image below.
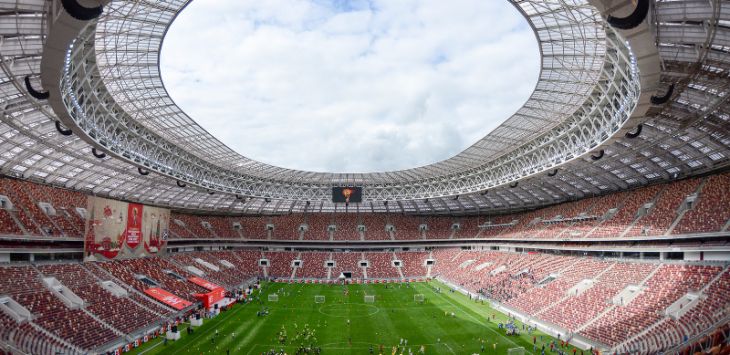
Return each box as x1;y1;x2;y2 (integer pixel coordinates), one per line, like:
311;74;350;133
131;280;561;354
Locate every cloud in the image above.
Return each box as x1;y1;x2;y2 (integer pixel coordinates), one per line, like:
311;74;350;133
161;0;539;173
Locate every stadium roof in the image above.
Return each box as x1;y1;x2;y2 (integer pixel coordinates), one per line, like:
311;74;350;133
0;0;728;214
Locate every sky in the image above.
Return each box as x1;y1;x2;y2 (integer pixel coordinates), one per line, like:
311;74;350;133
161;0;540;173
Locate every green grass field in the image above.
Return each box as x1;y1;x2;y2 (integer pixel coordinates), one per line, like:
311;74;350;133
130;280;562;354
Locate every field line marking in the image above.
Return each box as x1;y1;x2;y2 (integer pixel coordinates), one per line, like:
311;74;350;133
444;343;457;354
136;339;162;355
426;282;533;354
238;321;265;354
146;294;253;354
245;343;262;355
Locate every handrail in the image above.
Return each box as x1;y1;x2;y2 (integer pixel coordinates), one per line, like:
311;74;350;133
663;313;730;353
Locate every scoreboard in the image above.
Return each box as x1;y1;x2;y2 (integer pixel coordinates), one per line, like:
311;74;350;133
332;186;363;203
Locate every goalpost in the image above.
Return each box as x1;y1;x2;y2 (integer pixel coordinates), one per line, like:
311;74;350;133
507;347;525;355
268;294;279;302
314;295;325;304
414;294;425;303
364;295;375;303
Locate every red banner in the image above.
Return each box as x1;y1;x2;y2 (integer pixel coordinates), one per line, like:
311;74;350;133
125;203;143;249
188;277;222;291
144;288;192;310
194;287;226;309
85;196;170;260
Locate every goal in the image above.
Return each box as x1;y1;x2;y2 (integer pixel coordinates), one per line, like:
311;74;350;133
314;295;325;304
414;294;425;303
364;295;375;303
507;347;525;355
268;294;279;302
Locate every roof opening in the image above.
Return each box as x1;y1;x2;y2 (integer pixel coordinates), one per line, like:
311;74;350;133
162;0;539;173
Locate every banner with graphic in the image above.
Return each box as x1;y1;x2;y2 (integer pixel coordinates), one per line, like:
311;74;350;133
125;203;143;249
188;277;222;291
142;205;170;255
144;287;193;310
84;196;170;260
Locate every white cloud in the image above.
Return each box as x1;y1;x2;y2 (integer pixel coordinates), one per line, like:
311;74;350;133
161;0;539;173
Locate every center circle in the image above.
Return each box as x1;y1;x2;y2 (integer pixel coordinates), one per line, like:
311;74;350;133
162;0;539;173
318;303;380;318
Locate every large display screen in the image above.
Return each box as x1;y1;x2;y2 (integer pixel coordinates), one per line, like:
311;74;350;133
332;186;363;203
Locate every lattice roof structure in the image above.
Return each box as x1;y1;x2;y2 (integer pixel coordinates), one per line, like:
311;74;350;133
0;0;727;214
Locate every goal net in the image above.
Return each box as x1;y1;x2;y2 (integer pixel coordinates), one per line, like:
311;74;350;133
414;294;425;303
268;294;279;302
364;295;375;303
314;295;325;304
507;347;525;355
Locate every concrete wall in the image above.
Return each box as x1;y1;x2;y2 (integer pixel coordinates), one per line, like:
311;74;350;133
684;251;730;261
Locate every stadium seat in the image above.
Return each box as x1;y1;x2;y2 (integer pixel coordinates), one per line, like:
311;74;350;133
625;179;701;237
0;265;119;350
673;173;730;234
364;252;399;279
36;263;162;334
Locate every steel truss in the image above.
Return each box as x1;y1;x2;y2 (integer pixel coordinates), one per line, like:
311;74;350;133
0;0;727;215
57;1;641;201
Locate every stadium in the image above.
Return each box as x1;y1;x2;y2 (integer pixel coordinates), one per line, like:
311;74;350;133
0;0;729;354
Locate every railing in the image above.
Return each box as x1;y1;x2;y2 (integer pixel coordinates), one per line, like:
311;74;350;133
660;313;730;354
